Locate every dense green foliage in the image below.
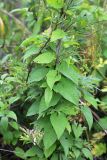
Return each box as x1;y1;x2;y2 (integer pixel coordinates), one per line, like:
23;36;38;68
0;0;107;159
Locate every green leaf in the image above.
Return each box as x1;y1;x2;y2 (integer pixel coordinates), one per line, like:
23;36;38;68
56;102;78;115
15;147;26;159
39;96;49;114
25;146;38;157
3;131;13;143
57;61;79;85
8;96;20;104
7;111;17;121
28;67;48;83
60;132;72;156
44;144;56;158
10;121;19;130
37;116;50;130
23;45;40;60
50;93;61;107
81;106;93;130
0;112;4;117
1;117;8;131
51;153;58;160
46;0;64;9
10;8;28;14
66;121;72;133
46;70;61;90
25;146;43;158
62;106;78;116
72;148;80;159
54;77;80;105
21;35;38;47
39;93;60;113
103;49;107;58
34;52;55;64
98;117;107;130
27;101;39;116
84;91;97;108
64;40;79;48
51;29;66;42
50;112;68;139
72;123;84;138
82;148;93;160
45;87;53;106
43;121;57;149
92;143;106;157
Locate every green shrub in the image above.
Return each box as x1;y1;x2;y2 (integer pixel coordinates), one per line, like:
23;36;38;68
0;0;107;159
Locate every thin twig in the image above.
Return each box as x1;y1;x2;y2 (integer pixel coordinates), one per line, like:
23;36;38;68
91;110;107;135
91;110;100;120
0;149;14;153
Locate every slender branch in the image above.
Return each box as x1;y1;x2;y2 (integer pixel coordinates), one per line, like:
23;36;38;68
91;110;100;120
38;37;51;54
91;110;107;135
0;149;14;153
